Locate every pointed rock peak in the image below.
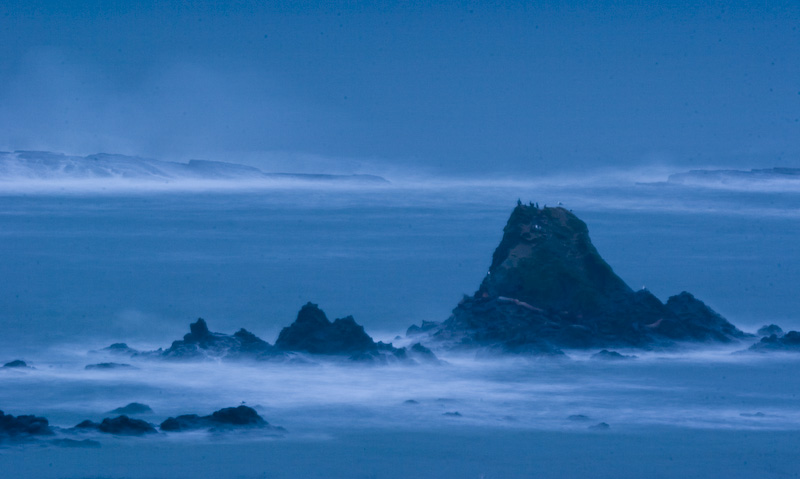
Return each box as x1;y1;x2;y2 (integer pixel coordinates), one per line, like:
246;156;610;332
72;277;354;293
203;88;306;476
275;304;377;355
295;302;331;326
189;318;211;338
478;204;631;315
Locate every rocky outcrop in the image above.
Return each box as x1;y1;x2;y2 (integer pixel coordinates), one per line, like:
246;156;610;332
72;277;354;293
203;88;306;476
97;305;436;365
747;331;800;352
74;416;157;435
109;403;153;415
159;405;284;433
2;359;32;369
411;204;747;353
276;303;434;364
0;410;53;441
275;303;377;355
162;318;278;360
757;324;784;337
591;350;637;360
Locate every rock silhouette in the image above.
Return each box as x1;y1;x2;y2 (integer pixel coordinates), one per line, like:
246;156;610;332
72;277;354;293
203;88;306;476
410;204;747;353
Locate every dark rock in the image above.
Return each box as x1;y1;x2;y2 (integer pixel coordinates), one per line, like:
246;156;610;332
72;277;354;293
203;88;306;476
591;350;637;361
589;422;610;430
423;204;747;352
74;416;157;435
102;343;140;356
408;342;440;363
757;324;784;337
276;303;377;355
162;318;276;360
403;400;419;405
160;405;284;433
443;412;462;417
2;359;31;369
277;303;424;363
406;321;441;336
0;410;54;440
74;420;99;430
52;438;102;448
85;362;136;370
747;331;800;352
567;414;591;421
110;403;153;415
210;405;266;426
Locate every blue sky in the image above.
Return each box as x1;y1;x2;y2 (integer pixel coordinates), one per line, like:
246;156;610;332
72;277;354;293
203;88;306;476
1;0;798;175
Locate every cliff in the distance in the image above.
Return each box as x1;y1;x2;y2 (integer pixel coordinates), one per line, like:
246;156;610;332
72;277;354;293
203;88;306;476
410;203;747;353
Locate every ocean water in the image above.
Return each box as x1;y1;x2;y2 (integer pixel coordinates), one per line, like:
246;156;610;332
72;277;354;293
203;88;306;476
1;177;799;478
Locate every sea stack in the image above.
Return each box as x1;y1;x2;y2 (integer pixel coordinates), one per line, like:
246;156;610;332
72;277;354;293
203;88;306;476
412;203;746;353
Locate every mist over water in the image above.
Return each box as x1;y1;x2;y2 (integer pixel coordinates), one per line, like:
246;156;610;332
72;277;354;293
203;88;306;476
1;175;800;478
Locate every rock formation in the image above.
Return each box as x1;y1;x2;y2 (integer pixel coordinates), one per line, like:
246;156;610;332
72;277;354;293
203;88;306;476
98;304;436;365
160;405;284;433
109;403;153;415
276;302;436;363
74;416;157;435
409;204;747;353
162;318;279;360
747;331;800;352
0;410;53;441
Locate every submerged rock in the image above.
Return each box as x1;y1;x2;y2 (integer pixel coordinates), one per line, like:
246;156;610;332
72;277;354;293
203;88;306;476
0;410;53;440
591;350;637;361
589;422;610;430
160;405;284;433
85;362;136;370
74;415;157;435
567;414;591;422
109;403;153;415
413;204;747;353
747;331;800;352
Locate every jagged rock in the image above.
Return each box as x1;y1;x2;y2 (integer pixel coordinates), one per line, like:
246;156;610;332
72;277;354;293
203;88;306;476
757;324;784;337
85;362;136;370
110;403;153;415
74;415;157;435
747;331;800;352
417;204;747;352
276;303;377;355
277;303;425;363
406;321;441;336
0;410;53;440
443;412;462;417
2;359;31;369
591;350;637;361
160;405;284;433
162;318;277;360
